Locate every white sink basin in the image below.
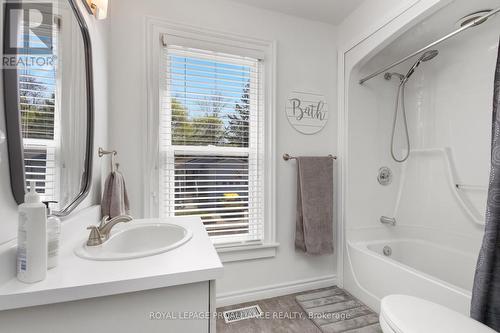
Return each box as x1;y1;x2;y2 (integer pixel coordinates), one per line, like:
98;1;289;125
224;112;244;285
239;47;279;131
75;220;193;261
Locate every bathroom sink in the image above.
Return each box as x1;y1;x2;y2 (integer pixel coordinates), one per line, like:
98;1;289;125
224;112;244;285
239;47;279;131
74;220;193;261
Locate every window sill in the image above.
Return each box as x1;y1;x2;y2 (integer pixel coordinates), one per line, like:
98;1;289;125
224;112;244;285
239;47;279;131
216;242;280;263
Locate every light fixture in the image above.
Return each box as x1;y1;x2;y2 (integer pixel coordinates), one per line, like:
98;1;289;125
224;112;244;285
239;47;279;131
83;0;108;20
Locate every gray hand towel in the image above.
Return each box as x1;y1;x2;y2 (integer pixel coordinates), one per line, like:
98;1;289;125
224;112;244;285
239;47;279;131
101;170;130;219
295;157;334;255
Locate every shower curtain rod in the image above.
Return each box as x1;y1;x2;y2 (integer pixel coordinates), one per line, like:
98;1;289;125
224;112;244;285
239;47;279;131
359;7;500;84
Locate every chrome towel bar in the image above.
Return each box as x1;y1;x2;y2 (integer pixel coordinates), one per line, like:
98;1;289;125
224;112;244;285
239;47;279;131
283;153;337;161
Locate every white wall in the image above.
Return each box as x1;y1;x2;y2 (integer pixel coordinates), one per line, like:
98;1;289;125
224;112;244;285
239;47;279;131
0;2;109;245
108;0;338;301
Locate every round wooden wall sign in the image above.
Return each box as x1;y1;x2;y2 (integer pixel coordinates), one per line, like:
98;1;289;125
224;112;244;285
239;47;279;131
285;91;328;135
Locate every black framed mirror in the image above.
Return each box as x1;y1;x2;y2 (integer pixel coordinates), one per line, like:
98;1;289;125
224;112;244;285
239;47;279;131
2;0;94;216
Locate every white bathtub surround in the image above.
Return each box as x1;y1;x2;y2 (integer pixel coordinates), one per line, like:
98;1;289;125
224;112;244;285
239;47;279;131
347;227;476;314
339;0;498;316
365;239;474;291
0;206;223;311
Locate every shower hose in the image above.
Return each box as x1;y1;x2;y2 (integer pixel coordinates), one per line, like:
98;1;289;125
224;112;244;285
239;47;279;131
391;80;411;163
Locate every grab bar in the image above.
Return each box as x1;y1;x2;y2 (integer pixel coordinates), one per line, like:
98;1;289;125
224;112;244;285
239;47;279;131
380;216;396;226
455;184;488;191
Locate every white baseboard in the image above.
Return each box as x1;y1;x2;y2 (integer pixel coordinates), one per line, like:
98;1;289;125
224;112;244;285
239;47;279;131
216;274;337;308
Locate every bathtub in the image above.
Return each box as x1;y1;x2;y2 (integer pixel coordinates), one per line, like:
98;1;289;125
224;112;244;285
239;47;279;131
347;237;477;315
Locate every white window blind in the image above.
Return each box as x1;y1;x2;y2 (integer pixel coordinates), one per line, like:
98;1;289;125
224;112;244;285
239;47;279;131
159;42;265;245
18;16;60;201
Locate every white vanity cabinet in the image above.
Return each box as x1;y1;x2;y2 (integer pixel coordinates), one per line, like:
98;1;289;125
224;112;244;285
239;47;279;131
0;281;216;333
0;210;223;333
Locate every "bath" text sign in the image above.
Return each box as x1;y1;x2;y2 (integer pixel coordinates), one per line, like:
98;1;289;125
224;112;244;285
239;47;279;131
286;91;328;135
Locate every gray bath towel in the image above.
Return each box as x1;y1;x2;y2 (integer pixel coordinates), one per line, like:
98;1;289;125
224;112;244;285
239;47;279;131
101;171;130;219
295;157;334;255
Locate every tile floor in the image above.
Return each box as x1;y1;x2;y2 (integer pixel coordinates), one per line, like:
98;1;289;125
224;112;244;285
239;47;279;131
216;287;380;333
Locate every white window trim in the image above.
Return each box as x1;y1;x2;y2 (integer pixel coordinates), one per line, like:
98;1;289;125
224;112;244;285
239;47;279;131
144;18;278;262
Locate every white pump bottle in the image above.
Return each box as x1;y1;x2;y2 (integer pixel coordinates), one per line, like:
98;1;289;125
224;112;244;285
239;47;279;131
17;182;47;283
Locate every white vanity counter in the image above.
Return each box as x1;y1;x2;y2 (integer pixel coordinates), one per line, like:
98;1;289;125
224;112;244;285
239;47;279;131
0;206;223;311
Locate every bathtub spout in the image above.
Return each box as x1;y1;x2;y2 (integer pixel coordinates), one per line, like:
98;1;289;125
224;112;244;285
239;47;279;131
380;216;396;226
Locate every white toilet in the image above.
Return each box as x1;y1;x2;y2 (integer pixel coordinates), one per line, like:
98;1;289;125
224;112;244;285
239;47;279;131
380;295;497;333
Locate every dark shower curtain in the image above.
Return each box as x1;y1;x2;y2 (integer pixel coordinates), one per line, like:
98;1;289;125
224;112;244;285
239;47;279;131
471;39;500;331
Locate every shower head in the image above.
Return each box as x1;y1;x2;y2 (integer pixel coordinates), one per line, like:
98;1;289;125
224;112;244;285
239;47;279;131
403;50;439;82
420;50;439;62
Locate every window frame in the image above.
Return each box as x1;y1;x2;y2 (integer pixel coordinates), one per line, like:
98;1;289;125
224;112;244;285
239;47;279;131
145;19;277;262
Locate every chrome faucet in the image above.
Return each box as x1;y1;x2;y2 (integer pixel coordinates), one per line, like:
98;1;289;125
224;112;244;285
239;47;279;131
86;215;133;246
380;216;396;226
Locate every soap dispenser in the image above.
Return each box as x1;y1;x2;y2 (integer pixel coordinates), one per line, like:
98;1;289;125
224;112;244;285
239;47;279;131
17;182;47;283
43;201;61;269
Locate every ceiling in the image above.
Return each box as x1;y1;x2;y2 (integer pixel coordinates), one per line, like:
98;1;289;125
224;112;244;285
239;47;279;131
225;0;365;25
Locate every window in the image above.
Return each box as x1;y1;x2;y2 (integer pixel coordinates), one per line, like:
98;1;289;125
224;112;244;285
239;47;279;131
147;23;277;259
158;42;266;246
18;14;60;201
